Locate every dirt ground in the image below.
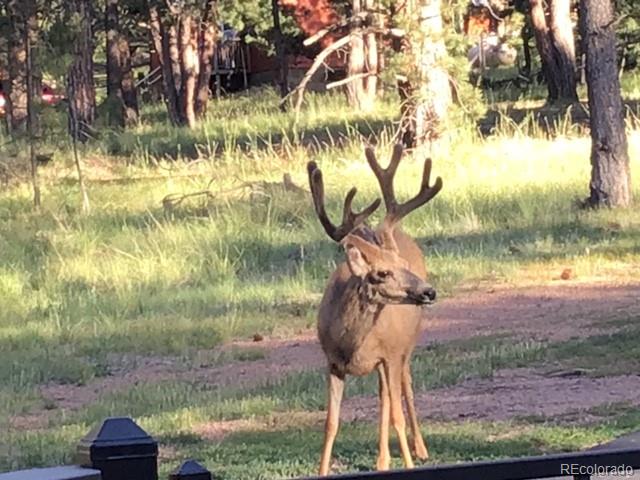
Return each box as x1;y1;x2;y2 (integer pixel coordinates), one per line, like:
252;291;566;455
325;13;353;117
13;279;640;431
343;368;640;423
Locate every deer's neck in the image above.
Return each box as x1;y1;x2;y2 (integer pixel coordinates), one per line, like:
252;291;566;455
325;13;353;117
337;278;383;353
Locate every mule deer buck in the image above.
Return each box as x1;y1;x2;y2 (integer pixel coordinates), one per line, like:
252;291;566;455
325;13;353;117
307;144;443;475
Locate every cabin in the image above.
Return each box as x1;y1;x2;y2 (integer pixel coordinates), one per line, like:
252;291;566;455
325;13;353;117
146;23;345;98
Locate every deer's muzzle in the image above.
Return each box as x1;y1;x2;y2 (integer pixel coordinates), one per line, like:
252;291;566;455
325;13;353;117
406;286;437;305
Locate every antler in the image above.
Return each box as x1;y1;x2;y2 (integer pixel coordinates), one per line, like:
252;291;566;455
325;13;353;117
307;161;381;242
365;143;443;227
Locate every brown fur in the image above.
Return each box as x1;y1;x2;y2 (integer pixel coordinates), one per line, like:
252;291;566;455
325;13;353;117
318;228;426;378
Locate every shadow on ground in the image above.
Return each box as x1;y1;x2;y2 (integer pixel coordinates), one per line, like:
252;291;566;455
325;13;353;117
478;99;640;136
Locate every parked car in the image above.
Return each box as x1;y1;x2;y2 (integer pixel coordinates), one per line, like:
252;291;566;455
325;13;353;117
0;83;65;114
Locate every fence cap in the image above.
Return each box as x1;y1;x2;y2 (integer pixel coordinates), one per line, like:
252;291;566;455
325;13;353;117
169;460;212;480
77;416;158;463
0;466;101;480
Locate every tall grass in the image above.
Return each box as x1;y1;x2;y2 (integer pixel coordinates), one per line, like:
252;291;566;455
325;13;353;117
1;91;639;384
1;82;640;475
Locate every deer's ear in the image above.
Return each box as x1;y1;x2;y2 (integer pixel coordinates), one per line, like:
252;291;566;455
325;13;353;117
344;243;371;278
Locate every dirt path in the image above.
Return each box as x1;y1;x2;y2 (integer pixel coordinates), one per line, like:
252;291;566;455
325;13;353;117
423;281;639;344
343;368;640;423
14;280;640;430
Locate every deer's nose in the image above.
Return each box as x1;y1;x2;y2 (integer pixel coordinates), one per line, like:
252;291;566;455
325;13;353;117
422;287;437;302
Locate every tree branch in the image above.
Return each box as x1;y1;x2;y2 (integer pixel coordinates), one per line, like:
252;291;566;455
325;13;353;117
280;34;352;117
326;72;374;90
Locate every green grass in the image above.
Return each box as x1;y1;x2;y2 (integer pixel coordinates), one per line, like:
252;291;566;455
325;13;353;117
1;83;640;476
3;328;640;474
3;386;639;478
5;411;635;478
157;419;638;479
482;68;640;106
0;336;548;436
54;327;639;431
543;323;640;376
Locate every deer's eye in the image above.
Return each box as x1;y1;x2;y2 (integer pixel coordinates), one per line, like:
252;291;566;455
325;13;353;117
367;270;391;284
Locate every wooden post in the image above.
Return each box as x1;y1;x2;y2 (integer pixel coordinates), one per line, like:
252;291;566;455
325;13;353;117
76;417;158;480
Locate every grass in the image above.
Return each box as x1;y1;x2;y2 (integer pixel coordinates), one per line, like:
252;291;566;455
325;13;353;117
2;327;640;474
161;418;639;480
543;323;640;376
2;138;639;399
1;79;640;476
481;65;640;106
5;412;636;479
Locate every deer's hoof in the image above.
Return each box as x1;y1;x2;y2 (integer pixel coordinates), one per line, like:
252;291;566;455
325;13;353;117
414;442;429;461
376;455;391;471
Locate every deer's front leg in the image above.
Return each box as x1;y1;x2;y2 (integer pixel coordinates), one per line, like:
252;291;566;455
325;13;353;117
385;360;414;469
402;360;429;460
319;369;345;476
376;363;391;470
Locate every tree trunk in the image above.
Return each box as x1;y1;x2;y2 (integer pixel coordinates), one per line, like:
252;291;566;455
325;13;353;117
529;0;577;102
25;5;40;208
364;30;377;103
6;0;30;136
119;34;139;126
149;2;215;127
271;0;289;103
149;5;181;125
549;0;578;99
26;2;41;136
363;0;378;109
106;0;124;127
0;59;8;135
347;0;367;110
178;14;198;128
67;0;96;142
106;0;122;100
530;0;560;99
401;0;450;147
344;0;377;111
580;0;631;207
195;0;217;118
521;24;532;78
169;24;182;93
106;0;138;128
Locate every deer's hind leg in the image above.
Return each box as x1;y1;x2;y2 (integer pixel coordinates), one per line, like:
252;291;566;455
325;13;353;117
319;369;345;476
402;360;429;460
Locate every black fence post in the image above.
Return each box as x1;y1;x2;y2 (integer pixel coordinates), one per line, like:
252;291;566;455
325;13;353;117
169;460;212;480
76;416;159;480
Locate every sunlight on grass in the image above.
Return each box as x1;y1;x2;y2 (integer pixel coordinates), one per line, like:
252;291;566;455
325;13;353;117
1;85;640;476
1;118;639;387
3;402;639;478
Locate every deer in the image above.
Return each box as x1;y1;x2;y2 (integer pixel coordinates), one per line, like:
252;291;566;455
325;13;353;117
307;144;443;476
